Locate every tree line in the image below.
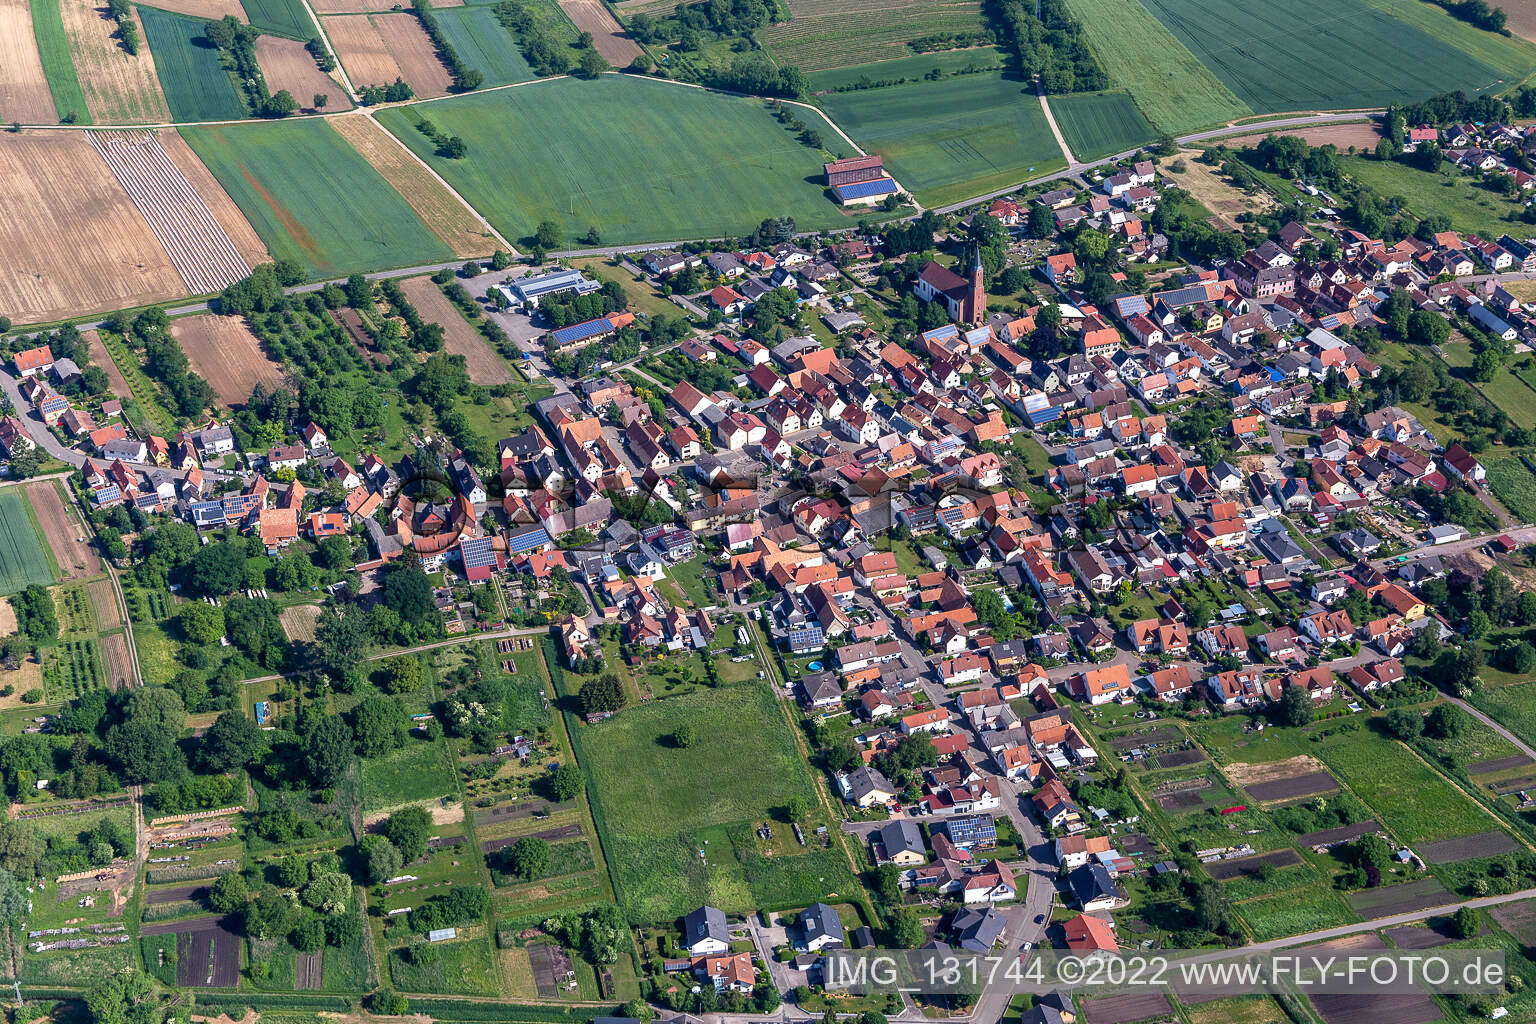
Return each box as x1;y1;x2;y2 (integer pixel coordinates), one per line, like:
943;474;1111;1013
985;0;1106;93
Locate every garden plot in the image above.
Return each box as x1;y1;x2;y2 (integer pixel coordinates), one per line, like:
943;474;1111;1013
1345;878;1453;919
1416;830;1520;865
1472;754;1533;776
1490;898;1536;943
1385;919;1484;949
1304;935;1440;1024
1079;990;1173;1024
1205;848;1302;881
1151;747;1205;769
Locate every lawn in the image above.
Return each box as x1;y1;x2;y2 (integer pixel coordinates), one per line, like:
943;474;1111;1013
240;0;314;39
139;7;247;122
0;490;55;595
1486;455;1536;525
573;683;850;921
1050;90;1155;161
1062;0;1249;135
432;5;533;86
1342;156;1529;241
806;47;1004;93
1134;0;1526;115
377;75;857;246
816;72;1066;207
360;736;457;812
181;118;454;276
1314;729;1501;845
28;0;89;124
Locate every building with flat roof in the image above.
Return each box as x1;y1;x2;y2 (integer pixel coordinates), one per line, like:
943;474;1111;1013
500;268;601;308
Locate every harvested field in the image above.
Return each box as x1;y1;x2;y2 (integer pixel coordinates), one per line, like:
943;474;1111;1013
60;0;170;122
1165;149;1273;230
296;950;323;989
328;112;489;256
1472;754;1533;775
0;598;15;636
155;128;270;268
1205;848;1302;881
1298;820;1381;848
100;633;133;690
1507;0;1536;42
1225;754;1329;787
399;276;510;383
1416;829;1519;865
279;604;321;643
557;0;642;64
1345;878;1452;919
1246;771;1339;803
255;36;349;112
0;0;57;123
169;313;284;407
323;13;453;97
1153;747;1205;769
1220;122;1381;152
84;331;131;396
28;481;99;579
147;883;210;905
89;130;253;294
311;0;460;11
0;132;185;324
1080;990;1172;1024
137;0;246;17
176;917;241;987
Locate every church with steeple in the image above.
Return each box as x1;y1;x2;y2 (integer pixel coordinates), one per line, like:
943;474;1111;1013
912;246;986;325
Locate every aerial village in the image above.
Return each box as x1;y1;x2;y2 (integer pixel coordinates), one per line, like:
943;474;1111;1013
5;133;1536;1022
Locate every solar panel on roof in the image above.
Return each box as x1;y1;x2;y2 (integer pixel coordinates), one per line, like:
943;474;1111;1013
833;177;899;200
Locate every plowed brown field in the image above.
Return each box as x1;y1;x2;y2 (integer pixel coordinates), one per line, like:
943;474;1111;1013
170;313;286;407
256;35;350;112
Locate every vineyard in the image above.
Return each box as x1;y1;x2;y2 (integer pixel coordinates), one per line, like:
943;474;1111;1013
760;0;986;73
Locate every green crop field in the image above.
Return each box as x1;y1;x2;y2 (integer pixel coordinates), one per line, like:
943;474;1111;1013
807;47;1004;94
377;75;856;246
181;118;453;276
1136;0;1526;115
1050;90;1155;161
1062;0;1247;134
240;0;314;38
816;72;1065;207
1340;156;1528;240
575;683;845;921
433;5;533;86
1315;730;1499;845
760;0;986;73
139;7;247;121
28;0;90;124
0;490;55;595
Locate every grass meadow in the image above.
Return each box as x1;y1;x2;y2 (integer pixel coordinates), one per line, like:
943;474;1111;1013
139;7;247;121
759;0;985;73
360;736;457;812
816;72;1065;207
1486;455;1536;525
378;75;856;245
572;682;857;922
0;490;55;594
1315;730;1501;845
1341;156;1530;240
1050;90;1155;161
181;117;453;276
28;0;90;123
432;5;533;86
806;47;1004;93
